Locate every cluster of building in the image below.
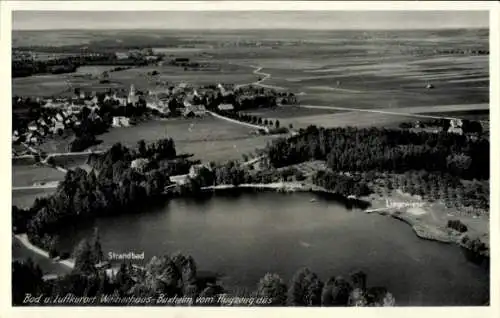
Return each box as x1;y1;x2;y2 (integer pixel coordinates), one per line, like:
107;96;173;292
13;78;269;147
114;48;158;61
144;82;236;117
13;106;102;145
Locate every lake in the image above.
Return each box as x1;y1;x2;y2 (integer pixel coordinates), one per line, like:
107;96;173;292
57;191;489;306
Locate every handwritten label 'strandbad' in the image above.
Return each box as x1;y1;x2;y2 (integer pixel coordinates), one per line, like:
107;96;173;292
23;293;273;306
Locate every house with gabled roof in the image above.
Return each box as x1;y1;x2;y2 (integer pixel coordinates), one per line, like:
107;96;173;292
183;104;207;117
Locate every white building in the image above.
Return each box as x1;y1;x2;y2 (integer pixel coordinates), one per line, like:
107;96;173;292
112;116;131;127
448;127;463;135
28;122;38;131
183;104;207;117
189;164;211;179
218;104;234;111
130;158;150;172
450;119;463;128
127;84;138;105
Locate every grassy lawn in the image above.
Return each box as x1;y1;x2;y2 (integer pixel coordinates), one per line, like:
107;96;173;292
90;116;276;162
176;135;278;162
278;111;417;129
12;188;57;209
13;74;73;97
51;154;91;170
12;164;66;187
244;106;343;119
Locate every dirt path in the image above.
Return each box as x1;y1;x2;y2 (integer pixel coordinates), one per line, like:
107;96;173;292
234;65;275;89
14;234;75;269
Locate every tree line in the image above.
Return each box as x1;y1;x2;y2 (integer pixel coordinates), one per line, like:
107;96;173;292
264;125;489;210
14;139;200;254
13;54;149;78
216;109;290;134
266;125;488;180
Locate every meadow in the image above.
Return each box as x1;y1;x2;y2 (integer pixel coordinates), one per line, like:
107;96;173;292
90;116;277;161
12;188;58;209
12;28;489;152
13;29;488;115
244;105;342;119
277;111;418;129
12;164;66;187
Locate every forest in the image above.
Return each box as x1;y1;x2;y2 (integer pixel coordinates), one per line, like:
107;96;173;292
264;125;489;211
14;138;199;254
12;53;149;78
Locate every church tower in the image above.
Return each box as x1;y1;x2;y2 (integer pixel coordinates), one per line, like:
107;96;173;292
128;84;137;105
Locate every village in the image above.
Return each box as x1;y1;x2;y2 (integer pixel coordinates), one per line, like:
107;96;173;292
11;78;299;156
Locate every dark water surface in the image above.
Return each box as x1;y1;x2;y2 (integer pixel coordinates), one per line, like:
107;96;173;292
58;192;489;306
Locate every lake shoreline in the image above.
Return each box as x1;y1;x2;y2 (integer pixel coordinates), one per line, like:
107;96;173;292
14;182;488;276
200;182;489;258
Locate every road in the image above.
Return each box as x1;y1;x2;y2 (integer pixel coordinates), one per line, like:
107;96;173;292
207;110;269;131
234;65;274;89
12;184;60;191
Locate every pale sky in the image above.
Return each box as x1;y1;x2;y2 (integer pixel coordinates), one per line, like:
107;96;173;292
13;11;488;30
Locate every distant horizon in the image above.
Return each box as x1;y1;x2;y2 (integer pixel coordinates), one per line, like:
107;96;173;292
13;27;489;32
12;11;489;31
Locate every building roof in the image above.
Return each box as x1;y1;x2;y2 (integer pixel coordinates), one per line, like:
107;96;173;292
218;104;234;110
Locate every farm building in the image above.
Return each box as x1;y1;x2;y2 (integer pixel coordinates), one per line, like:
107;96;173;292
115;52;129;60
450;119;463;128
51;122;65;133
448;127;463;135
146;98;170;115
28;122;38;131
183;105;207;117
112;116;131;127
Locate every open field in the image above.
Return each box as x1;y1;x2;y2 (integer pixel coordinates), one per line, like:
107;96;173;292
244;105;343;119
50;153;90;170
12;187;57;209
277;111;419;129
90;116;277;161
419;109;490;121
74;65;118;76
13;74;75;97
13;29;489;154
13;62;258;97
12;164;66;187
107;63;258;90
177;135;277;162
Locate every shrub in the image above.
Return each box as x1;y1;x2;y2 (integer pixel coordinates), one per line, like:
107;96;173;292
447;219;468;233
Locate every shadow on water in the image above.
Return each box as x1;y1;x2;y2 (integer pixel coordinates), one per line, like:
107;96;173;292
311;191;371;210
461;247;490;271
176;187;372;211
